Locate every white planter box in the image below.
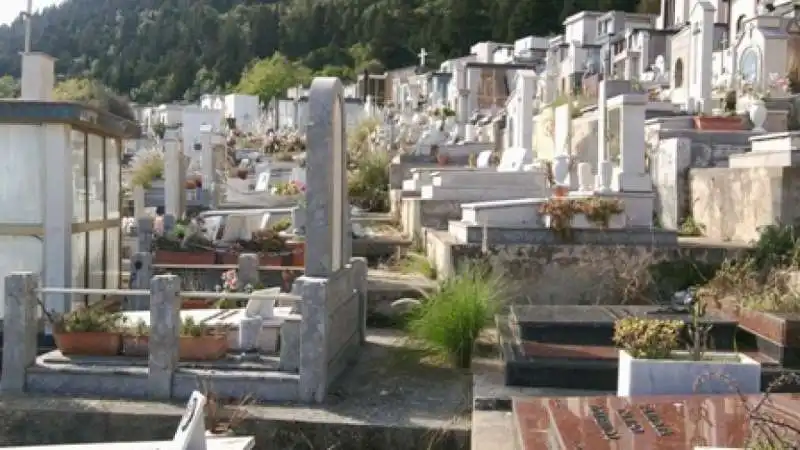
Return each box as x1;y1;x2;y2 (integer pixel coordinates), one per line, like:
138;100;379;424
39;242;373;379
617;349;761;397
543;213;626;230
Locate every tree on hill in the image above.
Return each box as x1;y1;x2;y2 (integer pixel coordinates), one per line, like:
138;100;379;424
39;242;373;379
235;53;312;104
0;76;19;98
53;78;135;121
0;0;646;103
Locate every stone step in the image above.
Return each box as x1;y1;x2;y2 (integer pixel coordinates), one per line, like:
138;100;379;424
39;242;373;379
28;349;299;402
432;171;546;188
510;305;738;350
421;186;541;201
750;131;800;153
497;315;793;392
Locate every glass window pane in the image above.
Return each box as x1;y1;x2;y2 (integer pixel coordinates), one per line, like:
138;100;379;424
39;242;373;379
72;131;86;223
105;138;120;219
87;134;105;221
106;227;120;290
71;232;87;306
88;229;105;303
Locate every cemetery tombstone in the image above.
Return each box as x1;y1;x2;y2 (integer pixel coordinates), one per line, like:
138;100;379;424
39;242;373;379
173;390;208;450
689;1;714;115
304;77;352;277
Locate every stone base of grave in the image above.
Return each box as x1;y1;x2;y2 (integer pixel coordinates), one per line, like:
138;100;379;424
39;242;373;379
26;350;300;402
496;305;800;392
447;221;679;246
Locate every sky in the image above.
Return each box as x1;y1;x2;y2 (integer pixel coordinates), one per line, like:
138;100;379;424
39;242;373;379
1;0;64;27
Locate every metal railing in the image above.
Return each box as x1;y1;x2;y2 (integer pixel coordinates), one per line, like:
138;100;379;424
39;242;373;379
36;286;301;302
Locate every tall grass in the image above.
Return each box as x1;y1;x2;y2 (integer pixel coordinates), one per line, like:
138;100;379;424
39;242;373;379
348;150;390;212
408;265;505;369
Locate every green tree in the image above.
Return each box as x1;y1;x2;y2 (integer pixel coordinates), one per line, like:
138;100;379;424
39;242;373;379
236;53;312;104
53;78;135;121
0;75;19;98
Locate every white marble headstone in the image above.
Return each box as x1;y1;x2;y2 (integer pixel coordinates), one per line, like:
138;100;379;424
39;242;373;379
254;172;270;192
173;391;208;450
497;147;528;172
476;150;492;168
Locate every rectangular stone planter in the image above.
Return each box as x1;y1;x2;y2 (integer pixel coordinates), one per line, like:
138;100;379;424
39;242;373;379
543;213;625;230
693;116;743;131
617;349;761;397
154;250;216;265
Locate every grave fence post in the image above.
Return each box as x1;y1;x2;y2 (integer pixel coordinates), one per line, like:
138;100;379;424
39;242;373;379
136;216;154;254
237;253;259;289
147;274;180;400
350;257;368;345
1;272;38;394
127;252;152;310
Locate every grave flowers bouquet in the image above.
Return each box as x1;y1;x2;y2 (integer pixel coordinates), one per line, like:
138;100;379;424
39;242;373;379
215;269;258;309
271;180;306;196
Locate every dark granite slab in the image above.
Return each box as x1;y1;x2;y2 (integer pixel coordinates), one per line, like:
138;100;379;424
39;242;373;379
497;315;794;392
513;393;800;449
511;305;738;349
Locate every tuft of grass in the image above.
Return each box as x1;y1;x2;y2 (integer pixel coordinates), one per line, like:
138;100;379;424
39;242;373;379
407;265;504;369
398;252;437;279
348;150;390;212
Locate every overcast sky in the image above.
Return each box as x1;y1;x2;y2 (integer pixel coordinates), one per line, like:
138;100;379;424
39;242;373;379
1;0;64;27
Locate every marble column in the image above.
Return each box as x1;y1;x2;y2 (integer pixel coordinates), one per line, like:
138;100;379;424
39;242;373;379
163;139;184;220
596;81;611;192
611;93;651;192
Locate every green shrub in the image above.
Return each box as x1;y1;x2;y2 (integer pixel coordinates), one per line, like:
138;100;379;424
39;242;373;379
408;265;504;368
750;224;800;270
397;252;437;279
348;150;390;212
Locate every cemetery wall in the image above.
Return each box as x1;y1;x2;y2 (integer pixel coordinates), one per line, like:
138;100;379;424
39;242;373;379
425;229;745;305
650;129;756;230
0;396;467;450
690;166;800;243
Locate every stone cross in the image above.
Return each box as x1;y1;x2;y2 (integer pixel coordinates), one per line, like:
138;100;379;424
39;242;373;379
689;1;715;115
304;78;352;277
418;48;428;67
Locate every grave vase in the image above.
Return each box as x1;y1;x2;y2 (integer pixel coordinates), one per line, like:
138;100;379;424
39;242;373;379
551;155;569;186
748;99;767;132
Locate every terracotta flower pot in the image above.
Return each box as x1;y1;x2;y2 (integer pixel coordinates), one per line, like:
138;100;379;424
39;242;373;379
182;299;213;309
288;241;305;267
122;335;149;357
437;154;450;166
154;250;216;265
55;331;121;356
553;185;569;197
179;335;228;361
185;180;197;189
259;254;284;267
693;116;742;131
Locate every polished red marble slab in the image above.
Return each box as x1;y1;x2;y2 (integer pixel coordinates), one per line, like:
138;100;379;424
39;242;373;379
513;393;800;449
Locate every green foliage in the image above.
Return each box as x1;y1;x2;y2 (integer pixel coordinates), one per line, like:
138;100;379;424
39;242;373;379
750;224;800;270
270;218;292;233
53;78;135;121
678;216;706;237
397;252;437;279
180;316;212;337
408;265;504;368
348;150;390;212
613;317;683;360
54;307;123;333
236;53;312;104
0;75;19;98
0;0;644;104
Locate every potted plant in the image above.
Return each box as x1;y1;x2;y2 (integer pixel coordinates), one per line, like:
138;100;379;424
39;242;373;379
122;319;150;357
693;111;743;131
214;269;261;309
153;224;216;265
614;298;761;397
235;168;248;180
540;198;579;240
48;306;124;356
179;317;229;361
579;197;625;229
130;147;165;189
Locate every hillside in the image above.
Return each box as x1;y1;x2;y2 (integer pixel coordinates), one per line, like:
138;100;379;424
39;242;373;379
0;0;649;104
